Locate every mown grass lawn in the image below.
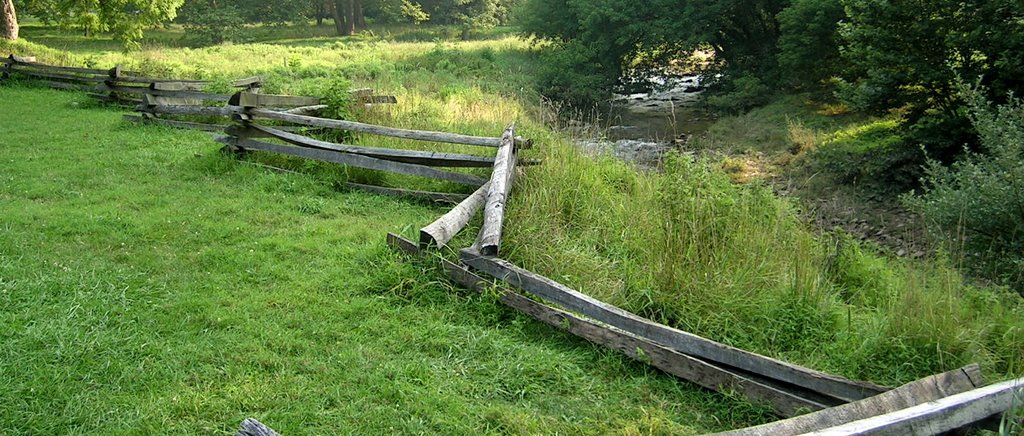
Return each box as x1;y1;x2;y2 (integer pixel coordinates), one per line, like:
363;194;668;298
0;87;776;434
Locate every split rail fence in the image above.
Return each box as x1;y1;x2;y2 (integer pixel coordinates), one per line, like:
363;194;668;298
4;56;1022;435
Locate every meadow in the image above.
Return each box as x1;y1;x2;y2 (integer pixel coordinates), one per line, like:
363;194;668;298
2;21;1023;433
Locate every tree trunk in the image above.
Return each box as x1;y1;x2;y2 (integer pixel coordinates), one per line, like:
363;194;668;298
354;0;365;30
1;0;18;41
331;0;348;36
316;1;325;27
343;0;355;36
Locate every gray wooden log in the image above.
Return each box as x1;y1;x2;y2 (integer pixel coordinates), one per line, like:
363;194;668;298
5;68;108;83
458;250;889;404
8;54;37;64
112;76;207;85
420;182;491;248
235;92;322;108
218;136;486;187
106;85;231;101
248;109;506;148
385;233;829;417
475;124;517;256
142;93;203;107
231;76;264;88
123;115;225;132
150;81;206;92
283;105;328;115
135;104;239;117
236;418;280;436
245;124;497;168
7;57;110;76
716;365;984;435
346;183;469;204
804;376;1024;435
31;80;98;92
361;95;399;104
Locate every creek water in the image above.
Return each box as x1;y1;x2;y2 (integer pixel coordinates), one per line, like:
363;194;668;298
578;75;714;168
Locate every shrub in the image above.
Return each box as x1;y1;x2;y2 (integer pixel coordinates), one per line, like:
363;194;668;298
906;84;1024;291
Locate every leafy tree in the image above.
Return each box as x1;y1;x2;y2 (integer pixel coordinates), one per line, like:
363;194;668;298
776;0;844;88
907;84;1024;291
20;0;183;49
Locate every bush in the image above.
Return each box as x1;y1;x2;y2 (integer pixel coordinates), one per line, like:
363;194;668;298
906;84;1024;291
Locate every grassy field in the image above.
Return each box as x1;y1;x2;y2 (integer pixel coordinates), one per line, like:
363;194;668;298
0;87;782;434
3;22;1024;433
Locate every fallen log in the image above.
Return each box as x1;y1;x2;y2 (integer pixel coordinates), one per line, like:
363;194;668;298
346;183;469;204
458;250;889;404
474;124;517;256
420;182;491;248
716;365;984;435
218;136;487;187
236;418;280;436
246;124;497;168
805;375;1024;435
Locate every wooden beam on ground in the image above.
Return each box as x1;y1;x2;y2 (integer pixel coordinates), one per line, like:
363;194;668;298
474;124;517;256
804;376;1024;435
245;124;497;168
716;365;984;435
123;115;225;132
233;92;321;108
385;233;830;417
283;105;328;115
105;85;231;101
420;182;491;248
247;108;506;148
135;104;238;117
231;76;264;88
458;250;889;404
236;418;280;436
150;81;206;92
30;80;98;92
5;68;108;83
346;183;469;204
218;136;487;187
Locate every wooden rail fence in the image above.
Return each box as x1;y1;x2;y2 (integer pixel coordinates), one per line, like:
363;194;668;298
5;56;1021;435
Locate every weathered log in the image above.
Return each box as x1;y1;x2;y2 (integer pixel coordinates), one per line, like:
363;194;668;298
231;76;264;88
8;54;37;64
123;115;225;132
150;81;206;92
236;418;280;436
346;183;469;204
716;365;984;435
218;136;487;187
246;124;496;168
474;124;517;256
283;105;328;115
805;376;1024;435
386;233;830;417
420;182;491;248
5;68;108;83
105;85;231;101
233;92;322;108
458;250;889;404
142;93;203;107
247;109;506;148
31;80;97;92
135;104;239;117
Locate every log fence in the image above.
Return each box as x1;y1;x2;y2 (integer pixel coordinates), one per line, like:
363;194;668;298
6;55;1021;435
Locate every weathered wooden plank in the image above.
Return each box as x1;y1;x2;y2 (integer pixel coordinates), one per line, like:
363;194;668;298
106;85;231;101
30;80;99;92
346;183;469;204
246;124;497;168
420;182;491;248
150;81;206;92
283;105;327;115
236;418;280;436
458;250;889;404
231;76;264;88
716;365;984;435
361;95;399;104
248;109;505;148
6;56;110;76
475;124;517;256
805;376;1024;435
235;92;322;108
5;68;108;83
7;54;37;64
123;115;225;132
111;76;207;85
135;104;238;117
142;93;203;107
219;136;487;187
385;233;829;417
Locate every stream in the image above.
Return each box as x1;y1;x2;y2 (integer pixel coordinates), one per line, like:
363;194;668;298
578;75;714;168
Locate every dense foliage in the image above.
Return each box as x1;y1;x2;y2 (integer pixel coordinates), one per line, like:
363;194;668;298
16;0;183;49
907;85;1024;291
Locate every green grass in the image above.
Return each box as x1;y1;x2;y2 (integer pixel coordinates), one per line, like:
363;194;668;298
0;86;781;434
3;23;1024;433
